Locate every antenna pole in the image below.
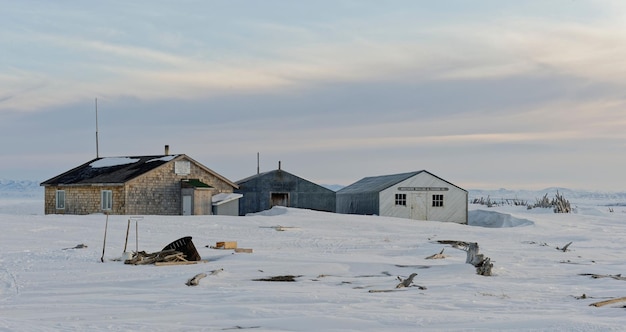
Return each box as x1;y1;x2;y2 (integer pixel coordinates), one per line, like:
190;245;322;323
95;98;99;158
257;152;260;174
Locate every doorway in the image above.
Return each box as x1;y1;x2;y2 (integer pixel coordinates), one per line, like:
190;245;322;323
410;193;427;220
270;193;289;207
182;195;192;216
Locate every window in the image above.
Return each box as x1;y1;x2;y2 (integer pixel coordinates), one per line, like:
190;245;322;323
395;193;406;206
101;190;113;211
56;190;65;209
432;194;444;207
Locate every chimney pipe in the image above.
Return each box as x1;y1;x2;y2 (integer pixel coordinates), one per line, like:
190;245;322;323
278;160;281;171
165;145;170;155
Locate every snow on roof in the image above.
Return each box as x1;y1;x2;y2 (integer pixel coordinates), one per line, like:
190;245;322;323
147;156;176;163
89;157;141;168
212;193;243;205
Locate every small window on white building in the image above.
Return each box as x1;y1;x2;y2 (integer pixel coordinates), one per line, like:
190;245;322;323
101;190;113;211
56;190;65;209
395;193;406;206
432;194;444;207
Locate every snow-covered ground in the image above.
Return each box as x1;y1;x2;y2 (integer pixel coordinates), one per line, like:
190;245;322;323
1;192;626;331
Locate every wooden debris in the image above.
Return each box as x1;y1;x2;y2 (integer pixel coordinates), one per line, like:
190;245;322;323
589;296;626;307
557;242;573;252
580;273;626;281
396;273;418;288
425;248;447;259
186;273;207;286
209;268;224;275
260;225;298;231
437;240;470;248
466;242;493;276
125;249;199;265
234;248;253;253
253;275;300;282
211;241;238;249
62;244;88;250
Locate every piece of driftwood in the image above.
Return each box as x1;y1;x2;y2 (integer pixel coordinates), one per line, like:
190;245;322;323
580;273;626;281
437;240;470;248
254;275;300;282
589;296;626;307
186;273;208;286
259;225;298;231
396;273;418;288
62;244;88;250
155;260;206;266
466;242;493;276
557;242;573;252
425;248;447;259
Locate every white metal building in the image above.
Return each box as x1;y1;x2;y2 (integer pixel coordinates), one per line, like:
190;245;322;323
336;170;468;224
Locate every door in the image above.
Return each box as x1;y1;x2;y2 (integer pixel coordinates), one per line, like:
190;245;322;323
270;193;289;207
410;193;427;220
182;195;192;216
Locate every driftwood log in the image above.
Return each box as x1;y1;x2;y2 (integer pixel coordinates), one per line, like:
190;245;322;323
557;242;573;252
465;242;493;276
589;296;626;307
425;248;447;260
186;273;208;286
396;273;417;288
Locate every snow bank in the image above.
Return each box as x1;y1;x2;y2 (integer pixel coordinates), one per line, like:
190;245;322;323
468;209;534;228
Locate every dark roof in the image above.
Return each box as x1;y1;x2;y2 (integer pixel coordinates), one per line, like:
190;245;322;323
337;170;467;194
337;171;422;194
41;155;181;186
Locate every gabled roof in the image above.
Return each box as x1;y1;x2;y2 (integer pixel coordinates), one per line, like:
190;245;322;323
337;170;467;194
337;171;422;194
40;154;238;189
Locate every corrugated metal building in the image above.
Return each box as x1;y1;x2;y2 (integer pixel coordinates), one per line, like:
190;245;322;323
235;168;336;216
336;170;468;224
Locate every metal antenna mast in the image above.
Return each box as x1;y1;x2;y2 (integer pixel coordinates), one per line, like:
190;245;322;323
95;98;100;158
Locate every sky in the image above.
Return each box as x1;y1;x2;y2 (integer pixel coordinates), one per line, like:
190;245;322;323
2;1;626;191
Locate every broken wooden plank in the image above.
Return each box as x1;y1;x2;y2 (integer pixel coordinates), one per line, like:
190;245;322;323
234;248;253;253
212;241;237;249
425;248;447;259
155;260;208;266
589;296;626;307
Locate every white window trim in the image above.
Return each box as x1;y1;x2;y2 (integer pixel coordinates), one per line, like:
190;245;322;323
101;190;113;211
56;190;65;209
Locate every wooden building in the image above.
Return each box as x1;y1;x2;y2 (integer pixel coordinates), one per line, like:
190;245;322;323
336;170;468;224
40;154;239;216
235;166;336;216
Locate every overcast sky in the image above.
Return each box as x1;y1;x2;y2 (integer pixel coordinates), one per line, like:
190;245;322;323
2;1;626;191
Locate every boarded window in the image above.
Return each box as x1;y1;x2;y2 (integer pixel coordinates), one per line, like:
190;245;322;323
432;194;444;207
56;190;65;209
395;193;406;206
101;190;113;211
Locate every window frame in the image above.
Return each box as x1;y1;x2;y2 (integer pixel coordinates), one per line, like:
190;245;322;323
395;193;407;206
101;190;113;211
432;194;444;207
55;190;65;210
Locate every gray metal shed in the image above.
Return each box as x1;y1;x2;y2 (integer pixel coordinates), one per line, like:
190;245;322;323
336;170;468;224
235;168;336;216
